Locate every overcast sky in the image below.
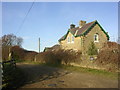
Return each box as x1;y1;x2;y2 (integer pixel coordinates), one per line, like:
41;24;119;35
3;2;118;52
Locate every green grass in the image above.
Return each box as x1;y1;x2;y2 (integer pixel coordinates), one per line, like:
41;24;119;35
64;65;117;78
16;60;42;65
17;61;118;79
42;63;118;79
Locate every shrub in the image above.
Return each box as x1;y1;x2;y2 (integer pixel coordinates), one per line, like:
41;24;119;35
11;46;26;61
97;48;119;65
56;49;81;65
35;51;61;64
2;46;10;61
88;41;98;55
96;43;120;71
11;46;38;62
24;51;38;61
102;41;118;49
97;42;120;65
36;49;82;65
2;64;25;89
2;45;38;62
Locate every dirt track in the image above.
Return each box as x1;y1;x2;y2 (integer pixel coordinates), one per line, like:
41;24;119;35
17;63;118;88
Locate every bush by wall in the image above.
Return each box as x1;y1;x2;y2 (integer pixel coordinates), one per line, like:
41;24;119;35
11;46;26;61
24;51;38;61
87;41;98;55
35;49;82;65
95;42;120;71
2;46;10;61
2;46;38;62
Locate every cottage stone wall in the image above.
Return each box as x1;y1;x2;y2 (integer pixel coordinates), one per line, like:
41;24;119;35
59;24;108;52
60;32;82;51
83;24;108;53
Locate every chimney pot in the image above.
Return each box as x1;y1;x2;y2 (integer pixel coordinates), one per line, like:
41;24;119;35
79;20;86;28
70;24;75;29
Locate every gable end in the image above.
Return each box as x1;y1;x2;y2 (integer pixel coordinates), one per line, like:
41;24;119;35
82;21;109;40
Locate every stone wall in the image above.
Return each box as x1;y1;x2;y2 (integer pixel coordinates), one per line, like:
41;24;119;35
83;24;108;53
59;24;108;53
60;32;82;51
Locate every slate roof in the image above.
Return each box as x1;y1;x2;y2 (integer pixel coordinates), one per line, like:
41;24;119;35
59;20;109;41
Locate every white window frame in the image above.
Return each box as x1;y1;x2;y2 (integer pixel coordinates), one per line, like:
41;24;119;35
97;49;100;53
71;36;74;43
67;37;70;43
94;34;99;42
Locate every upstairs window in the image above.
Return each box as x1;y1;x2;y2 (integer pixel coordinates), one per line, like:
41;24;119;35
94;34;99;42
67;37;70;43
71;36;74;43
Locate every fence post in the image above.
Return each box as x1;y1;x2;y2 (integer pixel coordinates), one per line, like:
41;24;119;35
11;59;16;68
2;59;16;69
1;62;4;78
14;59;16;68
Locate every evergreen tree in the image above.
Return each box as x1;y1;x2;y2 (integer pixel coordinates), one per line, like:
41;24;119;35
88;41;98;55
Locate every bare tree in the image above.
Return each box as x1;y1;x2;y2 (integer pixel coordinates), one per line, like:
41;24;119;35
16;37;23;47
2;34;23;47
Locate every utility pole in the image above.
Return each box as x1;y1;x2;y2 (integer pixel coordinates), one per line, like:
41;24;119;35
39;38;40;53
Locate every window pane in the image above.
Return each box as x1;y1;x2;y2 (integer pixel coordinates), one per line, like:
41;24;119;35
94;34;99;42
95;35;97;41
68;37;70;42
72;36;74;41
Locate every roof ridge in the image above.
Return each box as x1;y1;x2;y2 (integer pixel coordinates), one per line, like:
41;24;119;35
85;20;96;25
73;20;96;28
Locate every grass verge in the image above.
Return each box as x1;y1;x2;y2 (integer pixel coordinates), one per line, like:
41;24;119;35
43;63;118;79
17;60;41;65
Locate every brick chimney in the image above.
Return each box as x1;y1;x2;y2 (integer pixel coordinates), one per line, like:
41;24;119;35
79;20;86;28
70;24;75;29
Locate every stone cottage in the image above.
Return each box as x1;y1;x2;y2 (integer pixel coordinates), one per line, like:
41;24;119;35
58;20;109;53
